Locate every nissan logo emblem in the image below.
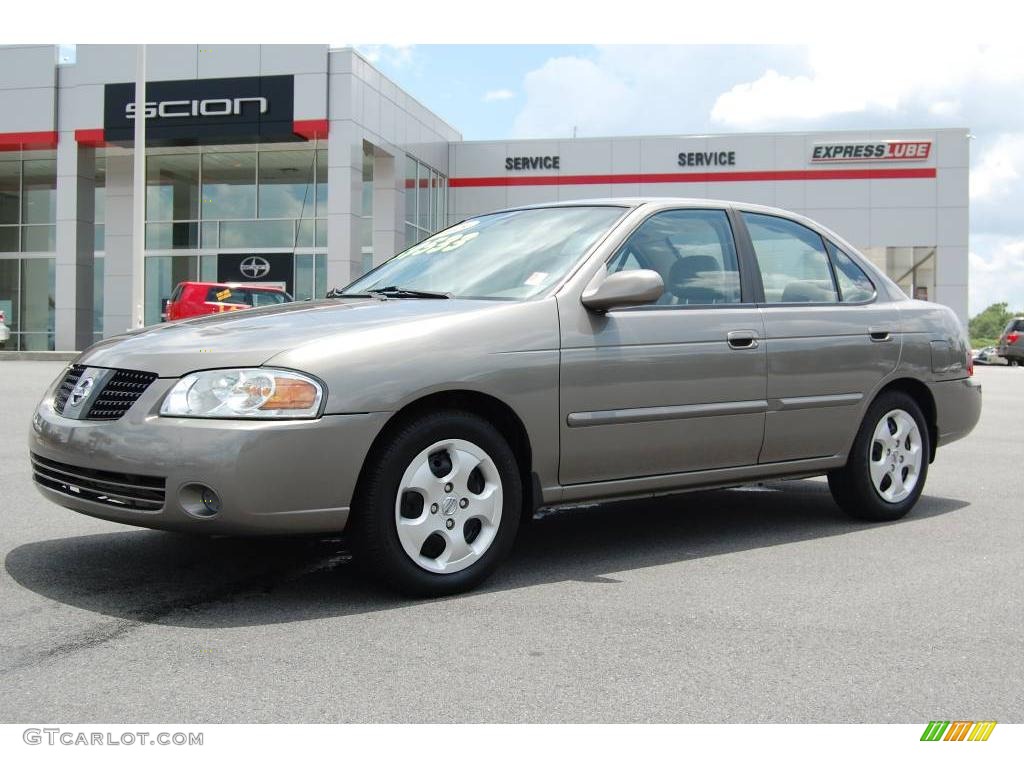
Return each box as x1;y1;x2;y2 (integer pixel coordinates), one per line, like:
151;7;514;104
239;256;271;280
69;377;95;407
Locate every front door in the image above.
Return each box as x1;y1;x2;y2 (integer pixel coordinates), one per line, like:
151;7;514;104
558;208;767;486
218;253;295;296
739;211;901;463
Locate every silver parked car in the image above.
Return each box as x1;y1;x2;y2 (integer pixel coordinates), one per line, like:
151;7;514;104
30;199;981;595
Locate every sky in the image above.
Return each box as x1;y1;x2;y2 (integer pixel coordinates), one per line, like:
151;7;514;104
358;44;1024;317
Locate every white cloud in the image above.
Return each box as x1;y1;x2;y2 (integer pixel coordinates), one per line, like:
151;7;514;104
970;133;1024;201
483;89;515;102
353;45;415;68
709;44;1024;130
969;238;1024;313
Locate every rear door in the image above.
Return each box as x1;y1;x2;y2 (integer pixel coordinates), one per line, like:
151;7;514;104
738;211;901;463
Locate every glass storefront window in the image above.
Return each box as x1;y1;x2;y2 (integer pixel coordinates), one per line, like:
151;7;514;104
93;256;104;342
0;227;17;252
12;257;55;351
22;159;56;225
145;255;197;326
259;150;316;219
362;143;374;273
0;160;19;225
146;154;200;222
0;259;18;349
219;219;294;249
94;158;106;252
315;150;328;217
0;159;59;254
23;225;56;252
145;222;199;250
202;152;256;220
417;164;429;233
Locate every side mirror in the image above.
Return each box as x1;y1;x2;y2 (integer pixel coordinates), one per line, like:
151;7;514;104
581;268;664;312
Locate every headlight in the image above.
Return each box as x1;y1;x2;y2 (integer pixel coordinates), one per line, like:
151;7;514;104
160;368;324;419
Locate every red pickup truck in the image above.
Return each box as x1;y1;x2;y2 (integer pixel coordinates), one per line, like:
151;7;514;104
164;282;292;321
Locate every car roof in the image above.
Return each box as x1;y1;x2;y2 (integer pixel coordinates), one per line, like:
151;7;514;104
180;281;286;291
491;196;815;220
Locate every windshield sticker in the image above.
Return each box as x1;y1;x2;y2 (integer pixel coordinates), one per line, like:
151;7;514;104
404;226;480;257
524;272;549;286
215;289;232;301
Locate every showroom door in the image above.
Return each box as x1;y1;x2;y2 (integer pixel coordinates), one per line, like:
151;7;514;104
218;253;295;296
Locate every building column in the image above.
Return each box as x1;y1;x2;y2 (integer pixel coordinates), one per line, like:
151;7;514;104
326;122;363;290
103;154;134;336
54;135;95;351
934;245;969;328
372;150;404;267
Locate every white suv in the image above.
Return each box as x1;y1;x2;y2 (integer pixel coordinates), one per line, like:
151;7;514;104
0;309;10;345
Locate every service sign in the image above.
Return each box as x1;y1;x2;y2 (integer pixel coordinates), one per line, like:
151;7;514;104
810;140;932;163
104;75;296;146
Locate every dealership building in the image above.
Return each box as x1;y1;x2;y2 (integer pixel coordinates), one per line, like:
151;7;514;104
0;44;969;351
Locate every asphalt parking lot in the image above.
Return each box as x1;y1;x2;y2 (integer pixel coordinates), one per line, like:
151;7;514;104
0;361;1020;723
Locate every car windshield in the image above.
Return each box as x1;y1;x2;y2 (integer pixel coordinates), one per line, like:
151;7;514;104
342;206;626;300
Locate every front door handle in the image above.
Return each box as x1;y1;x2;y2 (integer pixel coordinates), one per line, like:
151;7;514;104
869;328;892;342
727;330;759;350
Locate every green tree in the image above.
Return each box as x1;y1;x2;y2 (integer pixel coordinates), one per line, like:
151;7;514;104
969;302;1018;343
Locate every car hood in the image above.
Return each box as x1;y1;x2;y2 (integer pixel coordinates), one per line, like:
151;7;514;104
78;297;533;377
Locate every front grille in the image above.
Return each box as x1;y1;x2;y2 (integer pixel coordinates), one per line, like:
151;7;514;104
31;453;166;512
54;364;86;413
52;365;158;420
87;369;159;420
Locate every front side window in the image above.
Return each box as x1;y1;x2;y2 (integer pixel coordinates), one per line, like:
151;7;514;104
609;209;741;305
826;241;875;302
344;206;626;300
743;212;837;304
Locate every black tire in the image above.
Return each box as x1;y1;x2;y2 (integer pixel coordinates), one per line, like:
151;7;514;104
828;390;930;522
349;410;522;597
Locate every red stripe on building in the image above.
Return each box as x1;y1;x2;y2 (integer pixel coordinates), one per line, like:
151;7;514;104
0;130;59;151
75;128;106;147
449;167;937;188
293;119;329;140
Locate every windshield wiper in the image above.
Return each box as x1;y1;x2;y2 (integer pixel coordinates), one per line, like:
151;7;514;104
366;286;452;299
325;285;451;299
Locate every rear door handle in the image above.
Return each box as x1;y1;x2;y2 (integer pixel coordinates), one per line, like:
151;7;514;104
727;330;759;349
869;328;892;342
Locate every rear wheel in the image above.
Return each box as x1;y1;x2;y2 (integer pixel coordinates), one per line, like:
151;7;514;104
350;410;522;596
828;391;930;522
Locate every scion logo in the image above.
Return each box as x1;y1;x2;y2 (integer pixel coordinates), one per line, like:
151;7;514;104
127;97;268;120
811;140;932;163
239;256;271;279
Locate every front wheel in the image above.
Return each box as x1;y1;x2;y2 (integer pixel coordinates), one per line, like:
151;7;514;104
349;410;522;596
828;391;930;522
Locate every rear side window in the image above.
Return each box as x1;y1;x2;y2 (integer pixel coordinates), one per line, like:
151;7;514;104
826;242;876;302
609;209;742;305
743;212;838;304
205;286;288;306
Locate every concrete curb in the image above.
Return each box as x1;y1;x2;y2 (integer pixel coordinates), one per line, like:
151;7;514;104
0;351;80;362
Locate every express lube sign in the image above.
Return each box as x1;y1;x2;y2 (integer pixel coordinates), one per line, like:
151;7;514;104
811;140;932;162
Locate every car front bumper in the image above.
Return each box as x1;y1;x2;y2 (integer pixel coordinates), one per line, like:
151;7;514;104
29;376;390;535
